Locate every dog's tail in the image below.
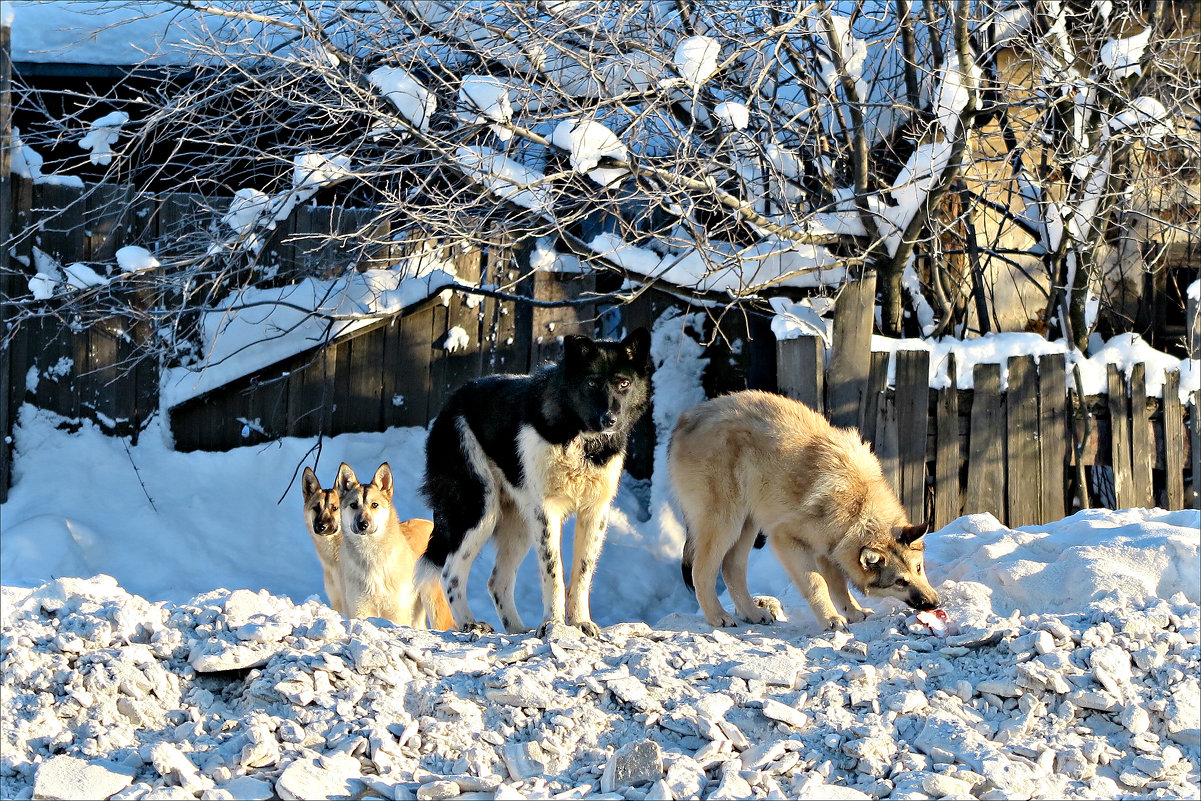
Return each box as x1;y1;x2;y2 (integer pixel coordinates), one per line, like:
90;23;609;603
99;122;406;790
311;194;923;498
680;527;696;592
417;571;456;631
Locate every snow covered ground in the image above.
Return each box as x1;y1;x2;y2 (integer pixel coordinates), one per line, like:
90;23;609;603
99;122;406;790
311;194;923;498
2;396;1199;800
1;314;1198;800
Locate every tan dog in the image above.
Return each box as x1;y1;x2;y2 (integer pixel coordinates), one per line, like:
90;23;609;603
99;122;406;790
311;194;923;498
669;390;939;631
394;518;456;631
335;462;455;629
301;466;345;614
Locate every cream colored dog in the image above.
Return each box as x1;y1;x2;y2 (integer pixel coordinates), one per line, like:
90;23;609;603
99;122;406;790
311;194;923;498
335;462;455;629
670;390;940;631
301;466;345;614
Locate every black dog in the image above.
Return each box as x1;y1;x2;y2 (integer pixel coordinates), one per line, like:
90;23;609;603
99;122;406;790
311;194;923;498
420;329;651;636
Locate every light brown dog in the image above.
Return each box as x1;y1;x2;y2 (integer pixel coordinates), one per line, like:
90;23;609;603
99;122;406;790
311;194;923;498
669;390;939;631
301;466;345;614
394;518;456;631
335;462;455;629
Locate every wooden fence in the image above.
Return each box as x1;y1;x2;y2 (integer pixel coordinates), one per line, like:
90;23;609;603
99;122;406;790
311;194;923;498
775;278;1200;528
1;178;1197;519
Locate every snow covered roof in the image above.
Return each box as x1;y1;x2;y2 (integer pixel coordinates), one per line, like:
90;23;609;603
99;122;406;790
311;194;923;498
161;254;462;409
8;2;210;65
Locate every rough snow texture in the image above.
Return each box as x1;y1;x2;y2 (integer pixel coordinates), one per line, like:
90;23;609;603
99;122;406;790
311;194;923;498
2;559;1197;801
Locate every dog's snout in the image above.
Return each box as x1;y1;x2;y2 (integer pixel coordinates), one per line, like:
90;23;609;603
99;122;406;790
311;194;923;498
600;411;618;429
355;517;370;534
910;590;940;611
314;522;326;534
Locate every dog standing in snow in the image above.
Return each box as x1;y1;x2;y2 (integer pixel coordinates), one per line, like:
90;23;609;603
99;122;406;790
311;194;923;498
335;462;454;629
420;329;652;637
670;390;940;631
301;466;346;615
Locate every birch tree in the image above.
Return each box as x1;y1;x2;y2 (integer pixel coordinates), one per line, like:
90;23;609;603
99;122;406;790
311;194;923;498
6;0;1198;357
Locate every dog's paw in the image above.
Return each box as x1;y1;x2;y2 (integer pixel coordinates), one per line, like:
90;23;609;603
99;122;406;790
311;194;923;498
706;611;738;628
537;620;569;639
824;615;850;632
753;595;785;620
843;606;871;623
462;621;494;636
573;620;601;638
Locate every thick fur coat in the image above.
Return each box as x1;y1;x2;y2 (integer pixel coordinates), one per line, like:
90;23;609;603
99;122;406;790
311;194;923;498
420;329;651;635
670;390;939;631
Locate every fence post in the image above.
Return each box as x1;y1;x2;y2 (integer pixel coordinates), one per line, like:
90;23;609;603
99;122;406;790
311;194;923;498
1163;370;1184;510
1187;292;1199;360
827;274;875;431
965;363;1004;520
1129;363;1154;508
895;349;929;526
1006;355;1040;527
934;354;960;529
776;335;823;413
1107;365;1134;510
1192;389;1200;511
1038;354;1068;521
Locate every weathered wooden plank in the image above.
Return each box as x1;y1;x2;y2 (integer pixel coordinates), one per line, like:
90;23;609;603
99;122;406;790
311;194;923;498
1038;353;1068;521
827;275;876;431
1107;364;1133;510
247;371;290;443
1006;355;1040;527
1192;390;1200;511
84;318;122;427
394;305;436;428
330;335;356;436
1163;370;1184;510
529;270;597;368
32;182;87;266
425;301;450;424
484;245;527;377
934;354;961;529
344;324;385;434
85;183;132;263
895;349;930;526
776;335;823;412
0;22;9;502
10;175;34;270
861;350;890;449
1128;363;1154;508
287;344;336;439
443;250;486;399
875;392;900;498
965;363;1004;518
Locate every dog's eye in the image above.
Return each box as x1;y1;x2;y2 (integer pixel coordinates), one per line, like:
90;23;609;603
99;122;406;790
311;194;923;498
917;564;923;574
587;377;600;388
331;506;338;512
371;502;379;509
617;379;631;391
349;502;359;509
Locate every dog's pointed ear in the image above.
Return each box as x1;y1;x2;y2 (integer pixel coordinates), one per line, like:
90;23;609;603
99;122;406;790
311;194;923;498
859;547;885;570
373;463;394;500
896;522;930;546
302;466;321;499
563;334;596;365
335;462;358;494
622;327;651;367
